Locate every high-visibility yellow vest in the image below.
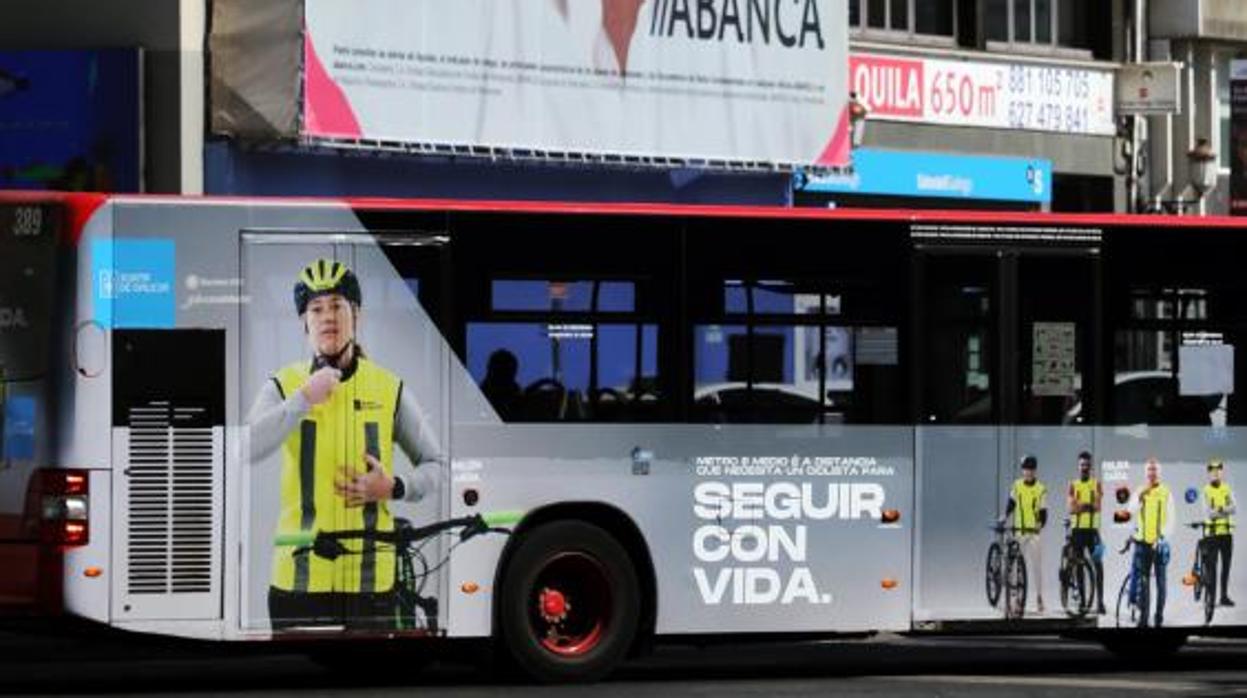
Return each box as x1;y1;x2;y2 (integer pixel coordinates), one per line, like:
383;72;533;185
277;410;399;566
272;357;401;593
1011;479;1047;532
1135;483;1171;545
1204;482;1235;536
1070;478;1100;530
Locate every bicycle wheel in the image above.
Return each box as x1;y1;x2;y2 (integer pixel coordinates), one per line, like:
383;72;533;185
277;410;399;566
1005;549;1027;620
1115;574;1133;629
985;542;1003;608
1203;546;1217;625
1063;556;1093;618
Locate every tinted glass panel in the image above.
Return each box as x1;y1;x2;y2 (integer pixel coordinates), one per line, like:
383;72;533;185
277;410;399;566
491;280;635;312
984;0;1008;40
868;0;887;27
1014;0;1032;42
0;205;57;381
1035;0;1051;42
915;0;955;35
468;322;658;422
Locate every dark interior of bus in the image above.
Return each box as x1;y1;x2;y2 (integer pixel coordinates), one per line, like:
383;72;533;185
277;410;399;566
356;210;1247;428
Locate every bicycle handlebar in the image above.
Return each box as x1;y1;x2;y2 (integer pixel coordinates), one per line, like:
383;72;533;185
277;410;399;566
274;530;316;547
274;510;524;553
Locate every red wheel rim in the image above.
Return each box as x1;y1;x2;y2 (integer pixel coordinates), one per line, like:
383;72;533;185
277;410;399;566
529;551;611;657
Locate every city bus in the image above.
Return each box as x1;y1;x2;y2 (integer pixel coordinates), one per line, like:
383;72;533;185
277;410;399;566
2;191;1246;682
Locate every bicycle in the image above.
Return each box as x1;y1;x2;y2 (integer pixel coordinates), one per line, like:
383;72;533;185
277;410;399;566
1058;518;1096;618
275;510;522;632
985;523;1030;620
1116;536;1171;628
1185;521;1218;626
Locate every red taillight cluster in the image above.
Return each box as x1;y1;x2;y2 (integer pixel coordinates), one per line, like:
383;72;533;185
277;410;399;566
39;469;90;547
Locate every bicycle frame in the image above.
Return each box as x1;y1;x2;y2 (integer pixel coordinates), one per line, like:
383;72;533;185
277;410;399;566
273;511;523;631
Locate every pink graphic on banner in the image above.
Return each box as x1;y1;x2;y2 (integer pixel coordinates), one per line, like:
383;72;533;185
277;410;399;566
601;0;646;74
814;106;852;167
303;36;362;138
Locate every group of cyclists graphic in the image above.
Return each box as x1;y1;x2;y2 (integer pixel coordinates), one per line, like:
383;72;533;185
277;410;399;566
987;452;1237;627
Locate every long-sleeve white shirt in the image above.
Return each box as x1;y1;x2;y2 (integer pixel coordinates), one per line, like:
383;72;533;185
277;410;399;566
245;378;442;503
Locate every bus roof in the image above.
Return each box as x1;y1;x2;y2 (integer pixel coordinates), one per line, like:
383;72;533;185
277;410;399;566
4;190;1247;238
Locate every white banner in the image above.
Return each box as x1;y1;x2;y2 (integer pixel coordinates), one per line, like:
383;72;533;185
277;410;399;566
849;52;1115;136
303;0;850;166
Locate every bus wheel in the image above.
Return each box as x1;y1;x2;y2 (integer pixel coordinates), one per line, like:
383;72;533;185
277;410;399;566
499;520;640;683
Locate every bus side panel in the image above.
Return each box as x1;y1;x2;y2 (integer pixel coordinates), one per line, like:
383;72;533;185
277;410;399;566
1096;426;1247;630
446;424;914;637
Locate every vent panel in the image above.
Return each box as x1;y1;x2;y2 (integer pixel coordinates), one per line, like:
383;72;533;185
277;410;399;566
125;402;217;596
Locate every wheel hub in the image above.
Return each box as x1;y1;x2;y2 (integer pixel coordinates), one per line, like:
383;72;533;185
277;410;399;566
539;587;570;623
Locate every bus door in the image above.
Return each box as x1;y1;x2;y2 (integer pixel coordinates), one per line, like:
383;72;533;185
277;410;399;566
240;231;452;634
912;241;1100;623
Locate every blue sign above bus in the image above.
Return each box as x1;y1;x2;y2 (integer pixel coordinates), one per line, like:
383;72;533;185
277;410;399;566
800;148;1052;204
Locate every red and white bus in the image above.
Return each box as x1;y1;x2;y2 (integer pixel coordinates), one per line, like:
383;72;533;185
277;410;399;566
2;191;1245;681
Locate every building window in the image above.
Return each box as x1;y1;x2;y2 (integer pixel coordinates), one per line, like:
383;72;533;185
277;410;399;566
984;0;1090;55
850;0;956;40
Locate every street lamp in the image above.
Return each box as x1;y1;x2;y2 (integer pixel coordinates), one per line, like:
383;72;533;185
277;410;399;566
1149;137;1218;214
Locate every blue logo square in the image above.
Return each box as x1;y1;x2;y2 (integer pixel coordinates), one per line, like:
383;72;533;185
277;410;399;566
91;238;176;328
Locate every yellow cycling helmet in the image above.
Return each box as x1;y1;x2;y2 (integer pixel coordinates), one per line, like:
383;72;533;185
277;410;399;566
1208;458;1226;472
293;258;362;315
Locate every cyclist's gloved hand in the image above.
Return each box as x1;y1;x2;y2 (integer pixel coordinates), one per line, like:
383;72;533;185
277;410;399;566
335;453;395;507
302;366;341;406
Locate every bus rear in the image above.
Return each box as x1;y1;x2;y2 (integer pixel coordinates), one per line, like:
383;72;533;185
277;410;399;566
0;197;90;615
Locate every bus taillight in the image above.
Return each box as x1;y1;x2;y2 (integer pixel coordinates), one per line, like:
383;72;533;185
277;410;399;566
38;469;90;547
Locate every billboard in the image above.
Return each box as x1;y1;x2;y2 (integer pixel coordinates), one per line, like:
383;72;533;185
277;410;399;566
0;49;143;192
849;52;1115;136
302;0;851;167
1231;59;1247;216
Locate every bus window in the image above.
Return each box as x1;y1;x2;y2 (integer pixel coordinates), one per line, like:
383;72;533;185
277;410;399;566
466;278;662;422
1114;328;1232;426
918;256;997;424
691;280;902;425
1113;285;1237;425
1018;256;1095;425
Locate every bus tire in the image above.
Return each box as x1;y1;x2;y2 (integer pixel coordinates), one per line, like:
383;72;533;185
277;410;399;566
498;520;640;683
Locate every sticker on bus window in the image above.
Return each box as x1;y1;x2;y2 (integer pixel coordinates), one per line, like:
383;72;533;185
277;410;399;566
91;239;176;328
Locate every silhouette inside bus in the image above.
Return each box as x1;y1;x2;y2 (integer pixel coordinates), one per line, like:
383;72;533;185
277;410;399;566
480;349;522;421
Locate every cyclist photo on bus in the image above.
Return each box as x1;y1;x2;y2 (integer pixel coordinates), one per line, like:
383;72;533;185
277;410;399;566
246;258;444;631
1132;458;1175;628
1067;451;1106;615
1204;459;1236;607
1004;455;1048;615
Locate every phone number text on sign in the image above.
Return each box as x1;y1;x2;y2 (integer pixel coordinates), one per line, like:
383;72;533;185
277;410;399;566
850;53;1114;136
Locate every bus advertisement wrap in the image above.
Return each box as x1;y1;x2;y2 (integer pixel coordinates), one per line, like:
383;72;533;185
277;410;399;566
301;0;851;167
13;192;1247;681
241;236;457;632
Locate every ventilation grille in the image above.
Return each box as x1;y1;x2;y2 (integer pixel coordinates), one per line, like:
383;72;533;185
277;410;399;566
126;401;216;595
